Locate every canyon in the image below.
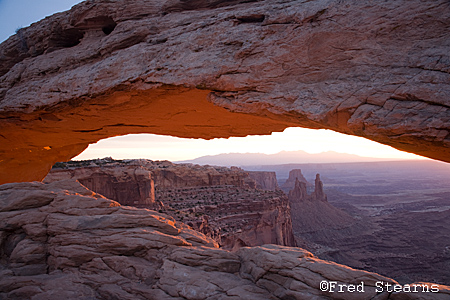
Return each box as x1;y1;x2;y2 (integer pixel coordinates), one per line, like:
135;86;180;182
44;158;450;288
2;169;449;299
1;0;450;298
44;158;296;251
245;160;450;286
6;179;437;300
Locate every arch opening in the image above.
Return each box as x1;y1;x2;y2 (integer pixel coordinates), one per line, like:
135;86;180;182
72;128;427;163
42;125;450;286
0;85;447;185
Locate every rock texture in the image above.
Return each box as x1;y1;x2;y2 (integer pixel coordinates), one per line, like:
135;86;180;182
1;0;450;184
44;158;155;207
2;180;450;300
158;185;296;250
44;158;296;250
247;171;279;191
281;168;311;193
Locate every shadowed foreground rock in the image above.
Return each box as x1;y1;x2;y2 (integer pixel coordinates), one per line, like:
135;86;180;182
1;180;449;299
1;0;449;184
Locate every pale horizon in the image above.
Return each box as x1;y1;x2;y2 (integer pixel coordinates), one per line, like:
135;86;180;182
72;127;428;163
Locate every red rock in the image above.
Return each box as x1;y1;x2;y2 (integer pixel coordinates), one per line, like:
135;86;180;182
282;169;311;193
45;158;296;250
45;159;155;207
0;180;449;299
313;173;327;202
1;0;449;184
247;171;279;191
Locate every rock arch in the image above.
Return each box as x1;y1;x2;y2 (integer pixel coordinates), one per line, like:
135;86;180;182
1;0;449;184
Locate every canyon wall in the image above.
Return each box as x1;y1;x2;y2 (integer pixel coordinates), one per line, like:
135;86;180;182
157;185;296;250
1;0;450;184
44;159;155;207
2;180;449;299
247;171;279;191
44;158;296;250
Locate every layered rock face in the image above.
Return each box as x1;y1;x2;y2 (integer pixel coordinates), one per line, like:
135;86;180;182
140;163;296;250
44;158;296;250
3;180;450;300
1;0;450;184
157;185;296;250
44;158;155;207
150;163;257;189
247;171;279;191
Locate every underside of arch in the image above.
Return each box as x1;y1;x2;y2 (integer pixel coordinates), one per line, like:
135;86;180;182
0;0;449;184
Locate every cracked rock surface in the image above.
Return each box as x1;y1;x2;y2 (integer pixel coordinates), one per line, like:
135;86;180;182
1;0;450;184
1;180;449;299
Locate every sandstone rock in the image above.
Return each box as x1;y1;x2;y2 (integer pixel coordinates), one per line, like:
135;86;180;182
0;181;449;299
313;173;327;202
247;171;279;191
156;184;297;250
45;158;296;250
287;173;356;248
44;158;155;207
281;169;311;193
1;0;449;184
288;178;309;203
288;172;327;203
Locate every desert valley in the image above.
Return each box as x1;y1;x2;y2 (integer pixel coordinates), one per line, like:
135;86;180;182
43;156;450;287
1;0;450;299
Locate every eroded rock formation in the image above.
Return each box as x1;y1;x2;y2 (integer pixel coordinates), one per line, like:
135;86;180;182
288;174;355;241
247;171;279;191
287;172;327;203
44;158;155;207
44;158;296;250
2;180;449;299
313;173;327;202
281;168;311;193
1;0;450;184
158;185;296;250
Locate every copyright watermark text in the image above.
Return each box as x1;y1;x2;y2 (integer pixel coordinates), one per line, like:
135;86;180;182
319;281;440;293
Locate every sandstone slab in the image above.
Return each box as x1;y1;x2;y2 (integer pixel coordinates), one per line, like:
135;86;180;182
0;0;449;184
1;180;449;299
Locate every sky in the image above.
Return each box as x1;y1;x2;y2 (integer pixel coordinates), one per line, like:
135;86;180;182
0;0;83;42
1;1;426;162
72;128;424;162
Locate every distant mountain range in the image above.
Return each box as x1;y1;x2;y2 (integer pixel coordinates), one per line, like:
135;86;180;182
177;150;401;166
